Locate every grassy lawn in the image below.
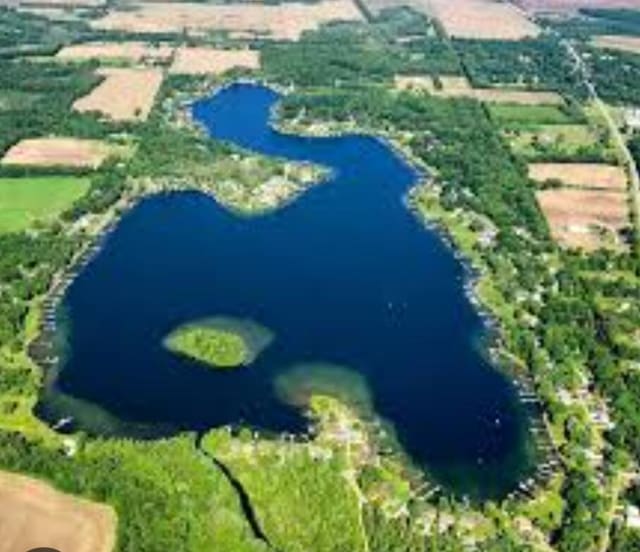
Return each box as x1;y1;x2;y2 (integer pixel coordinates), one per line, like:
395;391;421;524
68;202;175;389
488;104;577;126
0;176;90;233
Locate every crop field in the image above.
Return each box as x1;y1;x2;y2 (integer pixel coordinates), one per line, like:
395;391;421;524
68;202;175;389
536;188;629;249
529;162;628;190
0;470;116;552
91;0;363;40
426;0;540;40
170;47;260;75
73;67;163;122
593;34;640;54
395;75;564;105
515;0;640;12
0;176;90;233
1;137;113;168
57;41;174;63
488;103;576;126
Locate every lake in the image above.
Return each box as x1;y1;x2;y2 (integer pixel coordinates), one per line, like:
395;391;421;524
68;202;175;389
38;83;532;498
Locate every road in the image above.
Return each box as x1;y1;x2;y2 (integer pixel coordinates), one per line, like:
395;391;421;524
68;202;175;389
563;39;640;240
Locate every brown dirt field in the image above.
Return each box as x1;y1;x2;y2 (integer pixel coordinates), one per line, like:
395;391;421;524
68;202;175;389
593;35;640;55
515;0;640;13
73;67;163;122
90;0;363;40
0;471;116;552
536;188;629;249
395;75;564;105
529;163;628;190
170;47;260;75
426;0;540;40
1;137;112;168
57;41;174;62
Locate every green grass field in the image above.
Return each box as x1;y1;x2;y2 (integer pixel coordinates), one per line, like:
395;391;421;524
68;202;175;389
505;124;615;161
0;176;90;233
488;104;576;126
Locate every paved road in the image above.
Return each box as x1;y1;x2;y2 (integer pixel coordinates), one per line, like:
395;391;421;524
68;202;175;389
563;39;640;240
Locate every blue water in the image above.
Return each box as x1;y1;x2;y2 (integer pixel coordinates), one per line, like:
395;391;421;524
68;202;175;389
40;83;531;498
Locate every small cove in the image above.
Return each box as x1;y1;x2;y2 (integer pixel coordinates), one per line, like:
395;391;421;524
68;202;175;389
37;83;533;498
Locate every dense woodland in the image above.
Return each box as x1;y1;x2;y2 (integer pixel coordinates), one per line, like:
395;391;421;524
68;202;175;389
263;9;460;87
0;58;111;159
545;9;640;38
454;38;587;99
0;7;80;56
586;48;640;105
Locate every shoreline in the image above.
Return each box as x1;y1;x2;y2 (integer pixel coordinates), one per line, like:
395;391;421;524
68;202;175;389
28;78;555;503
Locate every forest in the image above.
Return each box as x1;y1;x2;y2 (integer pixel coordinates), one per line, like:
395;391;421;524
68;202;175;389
262;8;460;87
545;8;640;38
454;38;587;99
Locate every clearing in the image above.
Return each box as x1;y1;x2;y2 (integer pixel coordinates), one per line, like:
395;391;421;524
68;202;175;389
57;41;174;63
1;137;113;169
0;176;90;233
536;188;629;250
488;103;576;126
395;75;564;105
529;163;628;190
0;470;116;552
170;47;260;75
506;124;609;159
427;0;540;40
73;67;163;122
91;0;363;40
593;35;640;55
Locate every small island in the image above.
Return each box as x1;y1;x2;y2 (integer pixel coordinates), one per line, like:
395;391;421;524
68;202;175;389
163;317;274;369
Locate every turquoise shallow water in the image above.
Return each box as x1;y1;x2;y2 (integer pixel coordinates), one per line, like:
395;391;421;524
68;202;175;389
39;83;532;498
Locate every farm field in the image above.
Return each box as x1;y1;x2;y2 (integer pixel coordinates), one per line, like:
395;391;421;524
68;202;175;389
57;41;174;63
395;75;564;105
0;176;90;233
0;470;116;552
515;0;640;12
73;67;163;121
529;162;628;190
593;34;640;54
536;188;629;249
170;47;260;75
1;137;113;169
90;0;363;40
425;0;540;40
488;103;577;126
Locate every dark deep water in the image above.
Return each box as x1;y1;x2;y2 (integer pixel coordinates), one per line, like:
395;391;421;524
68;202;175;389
38;83;533;498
